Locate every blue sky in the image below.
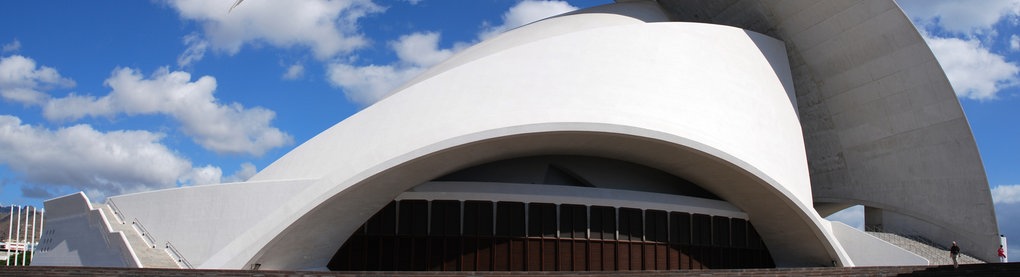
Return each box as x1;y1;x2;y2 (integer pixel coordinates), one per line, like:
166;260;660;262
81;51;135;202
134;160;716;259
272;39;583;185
0;0;1018;259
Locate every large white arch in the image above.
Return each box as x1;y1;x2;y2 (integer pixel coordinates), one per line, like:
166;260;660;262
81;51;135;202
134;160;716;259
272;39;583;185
193;2;846;269
36;0;997;270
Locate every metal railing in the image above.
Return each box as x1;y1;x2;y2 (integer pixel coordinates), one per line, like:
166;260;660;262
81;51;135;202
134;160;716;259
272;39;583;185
103;200;191;269
106;200;127;224
165;241;194;269
131;218;158;248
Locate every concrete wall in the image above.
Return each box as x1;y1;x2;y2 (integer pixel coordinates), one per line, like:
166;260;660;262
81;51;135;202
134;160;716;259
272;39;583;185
211;2;845;269
656;0;1000;262
106;179;314;267
51;0;997;270
33;193;139;268
830;221;928;266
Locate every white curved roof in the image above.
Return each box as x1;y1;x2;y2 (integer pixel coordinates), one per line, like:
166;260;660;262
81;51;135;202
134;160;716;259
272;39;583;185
41;0;999;270
218;1;845;269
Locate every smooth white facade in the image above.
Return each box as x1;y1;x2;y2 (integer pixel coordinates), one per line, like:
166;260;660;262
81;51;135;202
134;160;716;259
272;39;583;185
34;0;999;270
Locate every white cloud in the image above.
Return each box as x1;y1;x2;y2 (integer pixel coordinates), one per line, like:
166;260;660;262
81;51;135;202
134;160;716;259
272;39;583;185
0;55;75;105
282;63;305;80
391;32;456;67
327;1;577;106
166;0;384;61
183;165;223;186
327;62;424;105
992;184;1020;204
177;33;209;68
825;205;864;230
1012;34;1020;50
2;39;20;53
43;67;293;156
0;115;206;200
181;162;257;185
479;0;578;40
924;34;1020;100
224;162;257;183
897;0;1020;35
327;32;454;105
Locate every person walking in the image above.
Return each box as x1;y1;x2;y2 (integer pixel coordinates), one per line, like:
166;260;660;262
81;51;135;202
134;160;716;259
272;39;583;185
950;241;961;268
999;245;1007;263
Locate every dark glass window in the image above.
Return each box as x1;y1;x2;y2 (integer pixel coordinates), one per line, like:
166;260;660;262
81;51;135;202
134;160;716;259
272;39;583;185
464;201;494;237
692;214;712;246
430;200;461;236
496;202;526;237
398;200;428;236
670;212;691;245
645;210;668;243
619;208;643;241
528;203;557;238
331;199;774;271
589;206;615;240
559;204;587;239
712;216;730;247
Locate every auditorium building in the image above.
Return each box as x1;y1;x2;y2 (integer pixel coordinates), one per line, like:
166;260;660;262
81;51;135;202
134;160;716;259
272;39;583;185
33;0;1001;271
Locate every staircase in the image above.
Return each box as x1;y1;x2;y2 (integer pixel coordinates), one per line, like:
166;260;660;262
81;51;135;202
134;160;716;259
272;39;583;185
903;263;1019;276
97;204;180;269
867;232;983;265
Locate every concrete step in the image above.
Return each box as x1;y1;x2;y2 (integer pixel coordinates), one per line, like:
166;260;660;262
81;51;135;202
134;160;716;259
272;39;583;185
867;232;983;265
97;204;180;269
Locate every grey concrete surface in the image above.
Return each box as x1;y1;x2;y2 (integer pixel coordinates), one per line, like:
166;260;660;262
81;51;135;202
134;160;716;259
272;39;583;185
656;0;1000;262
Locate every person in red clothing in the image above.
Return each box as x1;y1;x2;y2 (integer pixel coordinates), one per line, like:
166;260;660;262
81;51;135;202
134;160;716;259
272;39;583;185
1000;245;1008;263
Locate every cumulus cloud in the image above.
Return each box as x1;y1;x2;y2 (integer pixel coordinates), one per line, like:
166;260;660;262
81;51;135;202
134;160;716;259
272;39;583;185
992;184;1020;204
1012;34;1020;50
165;0;384;62
924;34;1020;100
183;165;223;186
0;115;207;199
282;63;305;80
43;67;292;156
0;55;75;105
391;32;457;67
224;162;257;183
180;162;257;185
2;39;20;53
328;31;456;105
897;0;1020;35
479;0;579;40
825;205;864;230
328;1;577;106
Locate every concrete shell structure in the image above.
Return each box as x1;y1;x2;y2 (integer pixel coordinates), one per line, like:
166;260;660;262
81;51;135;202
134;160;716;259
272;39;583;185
34;0;998;271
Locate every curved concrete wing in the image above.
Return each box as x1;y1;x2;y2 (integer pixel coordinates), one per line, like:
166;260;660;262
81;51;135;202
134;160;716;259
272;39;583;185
206;2;846;269
36;0;999;270
654;0;998;261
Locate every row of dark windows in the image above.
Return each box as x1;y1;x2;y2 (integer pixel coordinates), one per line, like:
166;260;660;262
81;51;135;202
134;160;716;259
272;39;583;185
329;200;774;271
